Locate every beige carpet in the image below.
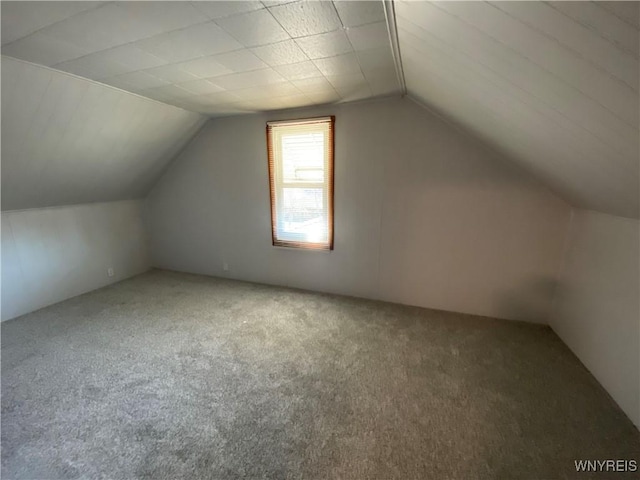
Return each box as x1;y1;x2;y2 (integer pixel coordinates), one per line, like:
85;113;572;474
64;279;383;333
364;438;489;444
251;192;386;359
2;269;639;479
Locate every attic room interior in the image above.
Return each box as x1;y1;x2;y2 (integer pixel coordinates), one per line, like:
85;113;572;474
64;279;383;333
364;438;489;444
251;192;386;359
1;0;639;478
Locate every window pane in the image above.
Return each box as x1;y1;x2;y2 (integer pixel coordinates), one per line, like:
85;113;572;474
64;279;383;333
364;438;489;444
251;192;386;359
281;188;327;242
282;133;325;183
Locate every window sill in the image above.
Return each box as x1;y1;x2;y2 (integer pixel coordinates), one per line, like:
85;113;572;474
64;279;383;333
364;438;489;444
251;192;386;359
272;245;332;253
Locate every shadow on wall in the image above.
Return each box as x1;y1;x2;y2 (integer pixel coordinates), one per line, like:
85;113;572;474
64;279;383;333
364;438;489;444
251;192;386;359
495;276;560;323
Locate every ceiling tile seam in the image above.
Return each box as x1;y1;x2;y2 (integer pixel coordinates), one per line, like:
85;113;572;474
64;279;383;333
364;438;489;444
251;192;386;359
592;1;640;30
67;31;357;85
401;43;637;182
543;1;640;60
487;2;639;94
383;0;406;96
329;1;373;99
0;1;113;47
190;1;267;21
397;18;638;167
429;2;639;130
404;94;577;210
37;14;386;85
2;55;207;117
258;3;343;100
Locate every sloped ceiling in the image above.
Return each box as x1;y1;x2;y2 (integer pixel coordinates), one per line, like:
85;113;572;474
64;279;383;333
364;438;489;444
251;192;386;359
1;1;400;115
1;56;206;211
396;1;639;219
0;1;638;220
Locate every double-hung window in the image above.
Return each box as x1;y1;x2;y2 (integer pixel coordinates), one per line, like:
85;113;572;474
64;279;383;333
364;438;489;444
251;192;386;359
266;116;335;250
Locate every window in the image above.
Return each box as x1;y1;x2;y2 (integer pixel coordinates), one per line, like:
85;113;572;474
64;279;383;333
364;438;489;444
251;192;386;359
266;116;335;250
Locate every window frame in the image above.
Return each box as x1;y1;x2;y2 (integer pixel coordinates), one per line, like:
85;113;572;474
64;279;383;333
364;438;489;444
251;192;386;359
266;116;335;251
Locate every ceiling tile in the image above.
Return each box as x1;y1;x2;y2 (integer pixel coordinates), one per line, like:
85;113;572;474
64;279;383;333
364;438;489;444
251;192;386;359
41;3;157;52
144;64;200;84
215;9;289;47
326;71;366;90
313;53;362;76
115;2;209;36
305;90;341;104
333;0;386;27
177;79;226;95
269;1;342;37
212;68;286;90
233;82;301;100
251;40;308;66
2;32;91;66
192;1;264;20
177;56;234;78
55;54;133;80
274;61;323;80
142;84;195;100
365;67;400;96
195;90;244;106
211;49;268;72
95;44;168;71
278;93;314;108
346;21;389;51
137;22;243;63
291;76;336;93
295;30;353;59
356;45;395;72
108;70;171;90
1;1;105;45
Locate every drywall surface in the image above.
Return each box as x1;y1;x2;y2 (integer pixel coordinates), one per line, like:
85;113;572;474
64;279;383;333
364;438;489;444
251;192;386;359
1;200;150;321
551;209;640;427
1;56;206;211
146;97;571;323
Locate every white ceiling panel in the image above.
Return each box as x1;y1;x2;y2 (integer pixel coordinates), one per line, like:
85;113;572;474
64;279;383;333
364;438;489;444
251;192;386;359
1;1;105;45
251;39;308;66
295;29;353;59
177;55;234;78
346;21;390;50
1;56;206;210
192;1;265;20
396;1;639;218
334;0;386;27
143;64;201;84
269;1;342;37
274;61;324;80
176;79;225;95
212;49;268;72
135;22;243;63
2;1;398;115
214;8;289;46
314;53;362;76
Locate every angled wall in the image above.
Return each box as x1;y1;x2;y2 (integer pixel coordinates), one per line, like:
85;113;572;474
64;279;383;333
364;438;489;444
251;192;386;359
1;200;149;321
1;56;206;211
146;97;571;323
396;1;639;219
551;210;640;427
1;56;206;320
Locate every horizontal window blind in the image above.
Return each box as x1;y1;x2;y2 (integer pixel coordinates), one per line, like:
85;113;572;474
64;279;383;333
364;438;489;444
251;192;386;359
266;116;334;250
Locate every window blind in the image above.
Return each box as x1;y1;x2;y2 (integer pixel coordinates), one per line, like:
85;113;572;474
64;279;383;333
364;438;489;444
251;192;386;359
266;116;335;250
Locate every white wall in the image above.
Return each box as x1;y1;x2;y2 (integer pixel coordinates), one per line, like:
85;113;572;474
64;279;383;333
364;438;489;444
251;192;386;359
1;200;150;321
551;209;639;427
146;97;571;323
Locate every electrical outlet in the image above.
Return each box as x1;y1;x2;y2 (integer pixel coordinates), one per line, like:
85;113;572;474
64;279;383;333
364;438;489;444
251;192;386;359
107;267;114;277
223;262;229;272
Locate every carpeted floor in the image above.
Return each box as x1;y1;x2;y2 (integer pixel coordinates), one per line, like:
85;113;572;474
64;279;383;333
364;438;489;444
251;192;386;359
2;269;638;480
